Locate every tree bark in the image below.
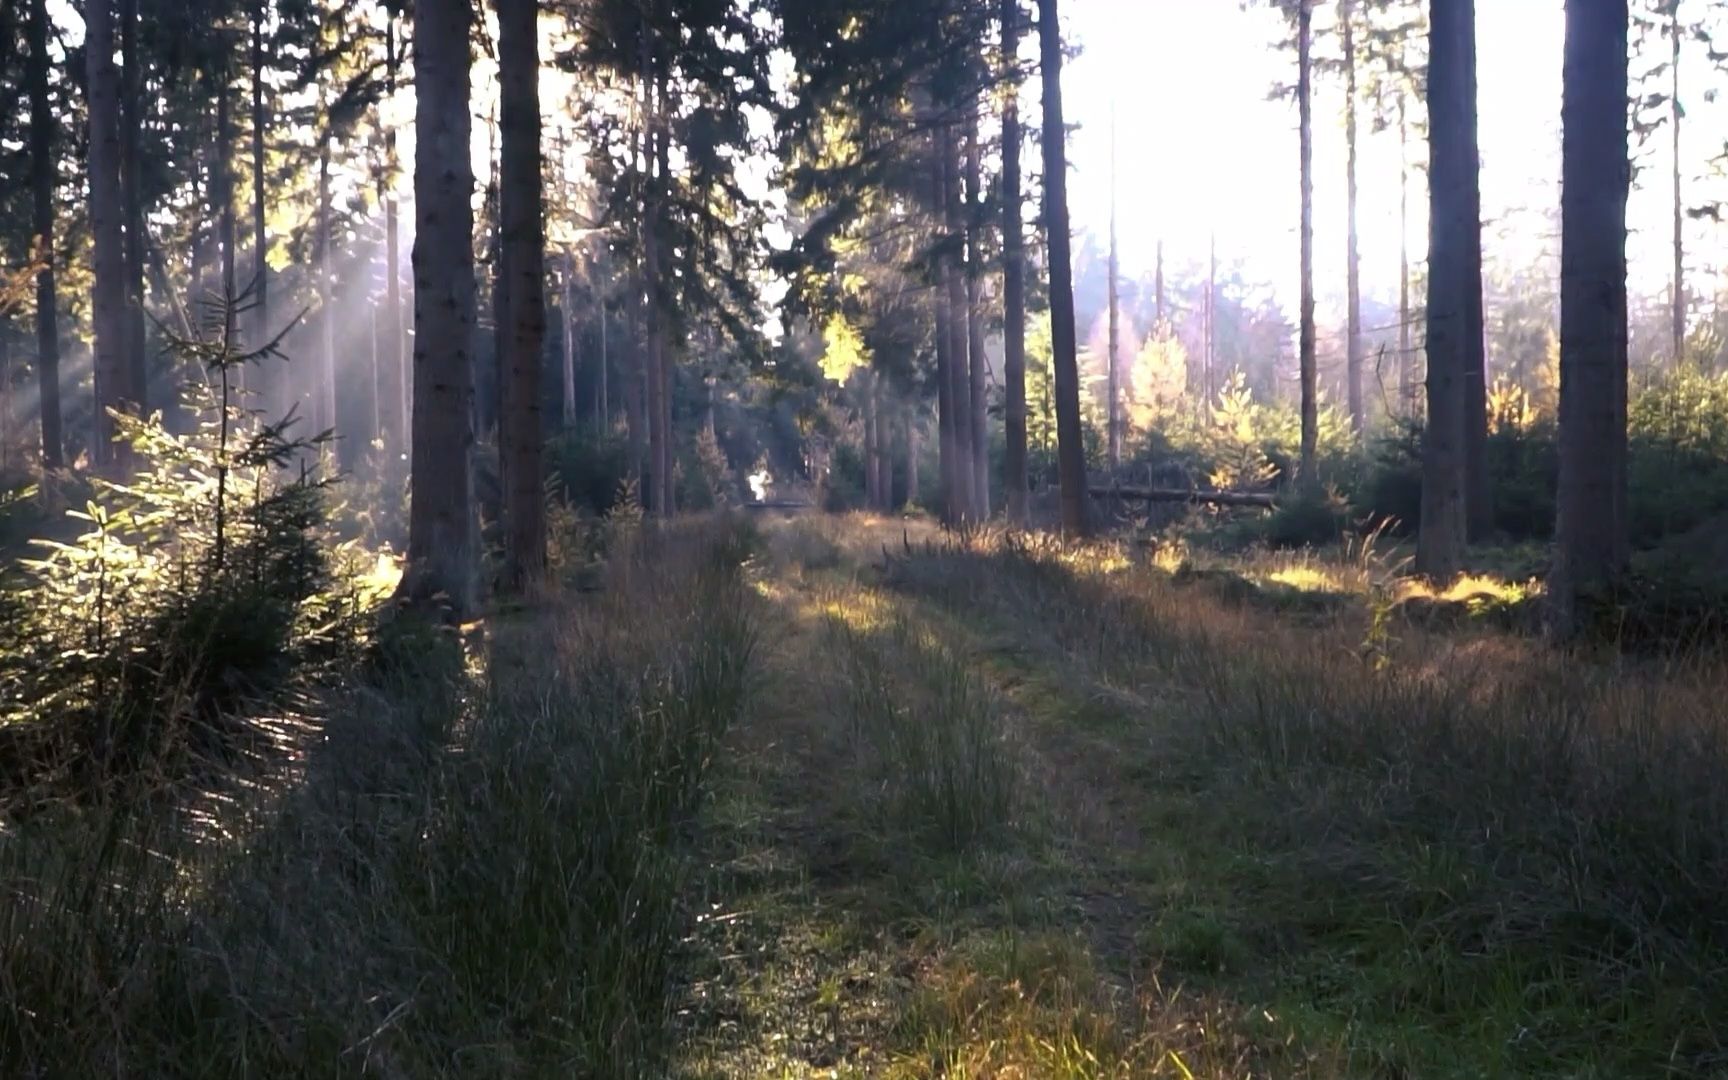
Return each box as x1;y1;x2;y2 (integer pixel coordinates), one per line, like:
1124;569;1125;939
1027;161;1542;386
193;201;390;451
498;0;546;586
27;0;61;468
120;0;146;417
1671;0;1685;367
1038;0;1088;537
251;0;271;404
654;72;676;516
1107;102;1121;469
562;255;578;425
216;62;238;344
1398;95;1413;418
1553;0;1630;634
403;0;478;614
1461;4;1490;542
1417;0;1473;580
639;42;670;517
317;129;337;440
384;6;407;456
1001;0;1028;524
86;0;131;475
906;404;920;507
965;110;990;518
1343;0;1365;435
1297;0;1318;485
932;122;958;524
943;120;976;520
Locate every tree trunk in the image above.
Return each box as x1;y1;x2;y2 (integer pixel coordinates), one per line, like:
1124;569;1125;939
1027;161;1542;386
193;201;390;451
943;121;976;520
1001;0;1028;524
28;0;61;468
120;0;146;417
1107;101;1121;470
498;0;546;586
863;377;880;509
932;123;958;524
86;0;130;475
562;255;578;425
1205;231;1216;413
1671;0;1685;367
1417;0;1473;580
251;0;271;403
317;130;337;439
906;405;920;507
1461;4;1490;540
965;111;990;518
1343;0;1365;434
654;75;676;515
402;0;477;614
639;46;670;518
1155;238;1166;326
384;7;406;456
1297;0;1318;485
1398;94;1413;418
1553;0;1630;634
216;65;238;343
1038;0;1088;537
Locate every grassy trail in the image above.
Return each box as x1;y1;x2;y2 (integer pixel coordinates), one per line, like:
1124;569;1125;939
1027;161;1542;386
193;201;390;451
676;515;1728;1078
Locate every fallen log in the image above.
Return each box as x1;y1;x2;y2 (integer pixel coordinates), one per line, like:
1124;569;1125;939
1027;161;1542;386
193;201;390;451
1089;485;1276;508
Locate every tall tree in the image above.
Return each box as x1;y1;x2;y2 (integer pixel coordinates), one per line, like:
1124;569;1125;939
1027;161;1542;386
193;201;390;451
1297;0;1318;484
250;0;270;392
942;119;976;520
119;0;146;416
1460;0;1490;540
1670;0;1684;365
965;110;989;518
1038;0;1087;536
27;0;61;468
1000;0;1029;524
498;0;546;585
1342;0;1365;434
1553;0;1630;634
1417;0;1475;579
1107;102;1121;470
402;0;477;613
86;0;131;474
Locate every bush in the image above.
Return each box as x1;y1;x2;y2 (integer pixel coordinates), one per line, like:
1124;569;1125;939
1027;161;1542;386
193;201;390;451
546;425;631;517
1258;485;1352;549
0;304;375;801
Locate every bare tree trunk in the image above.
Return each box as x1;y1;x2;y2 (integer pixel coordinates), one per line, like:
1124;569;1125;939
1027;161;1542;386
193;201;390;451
251;0;271;406
906;404;920;507
1001;0;1028;524
1297;0;1317;485
943;121;976;520
1398;95;1413;418
317;130;337;439
654;77;676;516
965;111;990;518
1106;101;1121;470
639;41;670;518
1671;0;1685;367
1343;0;1365;434
1155;238;1166;326
562;254;578;426
403;0;477;614
28;0;61;468
863;377;879;509
216;64;238;344
1038;0;1088;536
598;253;610;430
1417;0;1473;580
498;0;546;586
1461;5;1490;541
384;7;407;455
86;0;131;475
1553;0;1630;635
120;0;146;417
932;123;958;524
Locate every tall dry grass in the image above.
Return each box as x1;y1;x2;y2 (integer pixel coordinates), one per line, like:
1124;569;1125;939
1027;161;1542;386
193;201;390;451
0;518;758;1078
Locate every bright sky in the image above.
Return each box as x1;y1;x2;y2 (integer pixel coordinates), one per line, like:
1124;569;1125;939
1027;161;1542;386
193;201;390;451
1059;0;1728;320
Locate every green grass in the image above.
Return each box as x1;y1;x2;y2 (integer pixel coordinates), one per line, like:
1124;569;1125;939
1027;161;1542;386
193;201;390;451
0;518;759;1078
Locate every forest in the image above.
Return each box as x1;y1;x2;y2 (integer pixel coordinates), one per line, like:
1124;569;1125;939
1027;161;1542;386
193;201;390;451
1;0;1727;1074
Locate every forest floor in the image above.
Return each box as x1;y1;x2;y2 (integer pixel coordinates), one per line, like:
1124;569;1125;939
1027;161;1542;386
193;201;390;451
671;513;1728;1079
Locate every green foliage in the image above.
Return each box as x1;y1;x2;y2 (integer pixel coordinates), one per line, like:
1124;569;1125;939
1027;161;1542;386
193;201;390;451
545;425;632;517
1260;485;1352;549
1131;371;1356;493
1627;367;1728;546
824;439;868;512
0;300;374;798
